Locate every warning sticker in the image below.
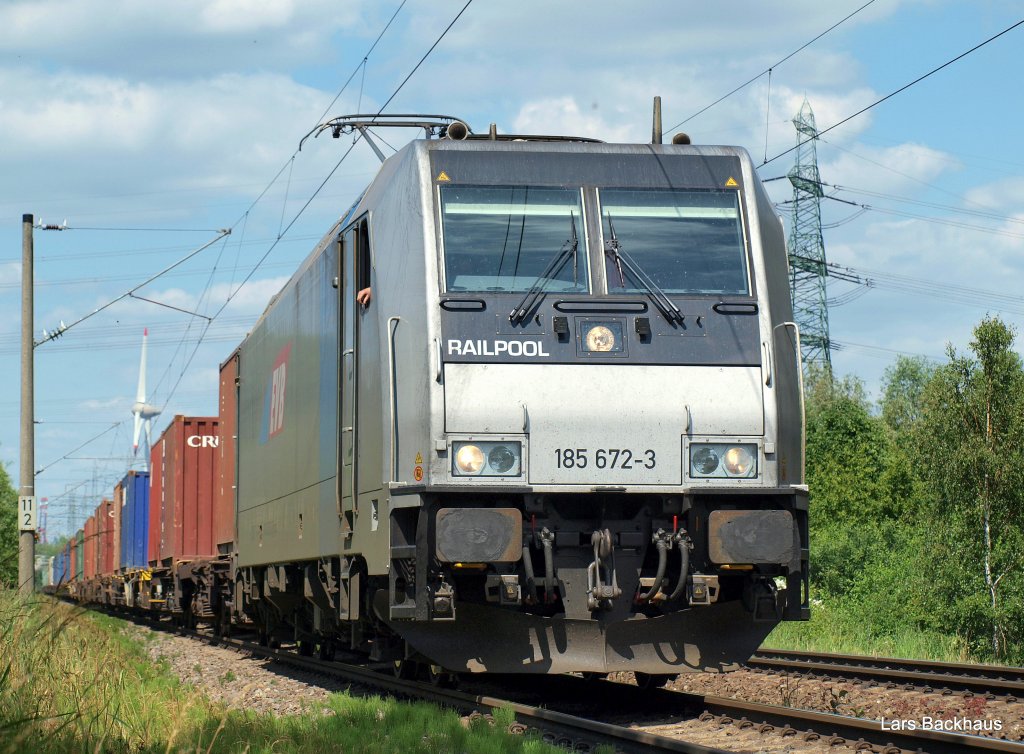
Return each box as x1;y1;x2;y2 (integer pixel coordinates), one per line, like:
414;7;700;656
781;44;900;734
436;171;451;182
415;452;423;464
725;177;739;187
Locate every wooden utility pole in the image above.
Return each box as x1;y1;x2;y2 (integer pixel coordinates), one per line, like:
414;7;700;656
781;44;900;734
19;213;36;595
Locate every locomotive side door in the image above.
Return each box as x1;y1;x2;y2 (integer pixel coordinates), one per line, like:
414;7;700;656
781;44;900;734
339;225;358;536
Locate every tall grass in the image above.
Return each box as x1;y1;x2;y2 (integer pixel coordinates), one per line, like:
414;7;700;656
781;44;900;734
0;590;563;753
0;589;207;753
765;599;975;662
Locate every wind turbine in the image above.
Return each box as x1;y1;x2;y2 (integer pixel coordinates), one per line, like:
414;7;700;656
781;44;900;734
131;328;161;470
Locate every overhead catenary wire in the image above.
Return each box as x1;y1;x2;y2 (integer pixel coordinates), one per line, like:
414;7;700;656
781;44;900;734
761;16;1024;166
36;422;124;477
667;0;878;131
137;1;415;413
152;1;475;414
33;231;230;347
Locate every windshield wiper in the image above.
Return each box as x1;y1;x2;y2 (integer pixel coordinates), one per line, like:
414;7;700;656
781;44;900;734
509;213;579;325
604;212;684;326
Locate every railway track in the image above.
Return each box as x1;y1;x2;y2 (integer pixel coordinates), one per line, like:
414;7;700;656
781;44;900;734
181;626;1024;753
189;630;727;754
751;648;1024;698
81;602;1024;753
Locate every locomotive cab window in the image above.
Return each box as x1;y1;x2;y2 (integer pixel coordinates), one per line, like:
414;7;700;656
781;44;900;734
440;185;588;293
599;189;749;296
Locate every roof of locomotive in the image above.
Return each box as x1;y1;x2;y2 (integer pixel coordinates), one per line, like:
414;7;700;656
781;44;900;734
238;135;762;342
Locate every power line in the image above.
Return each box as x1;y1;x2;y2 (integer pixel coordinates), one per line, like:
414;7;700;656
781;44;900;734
832;338;945;362
792;253;1024;315
667;0;878;131
763;16;1024;166
824;183;1024;228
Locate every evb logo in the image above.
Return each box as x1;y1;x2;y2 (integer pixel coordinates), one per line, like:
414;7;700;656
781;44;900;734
261;342;292;443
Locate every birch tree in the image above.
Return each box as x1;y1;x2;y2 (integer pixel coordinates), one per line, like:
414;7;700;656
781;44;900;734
918;317;1024;659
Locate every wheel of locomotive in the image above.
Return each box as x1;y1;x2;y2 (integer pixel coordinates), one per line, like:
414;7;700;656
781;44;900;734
213;602;231;638
580;672;607;681
316;641;336;661
256;625;270;646
392;658;416;679
427;664;458;688
634;672;672;690
297;639;315;657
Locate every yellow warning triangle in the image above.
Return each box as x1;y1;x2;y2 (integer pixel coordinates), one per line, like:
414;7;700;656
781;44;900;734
725;177;739;187
436;171;451;182
415;452;423;464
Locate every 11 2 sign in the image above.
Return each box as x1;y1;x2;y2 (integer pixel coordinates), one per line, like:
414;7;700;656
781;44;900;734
19;496;36;531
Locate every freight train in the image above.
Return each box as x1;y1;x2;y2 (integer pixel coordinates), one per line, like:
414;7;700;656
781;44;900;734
51;114;809;685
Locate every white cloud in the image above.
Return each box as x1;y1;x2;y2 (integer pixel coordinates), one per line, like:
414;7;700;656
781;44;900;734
821;142;957;194
199;0;296;33
80;397;129;411
0;0;366;76
513;97;634;143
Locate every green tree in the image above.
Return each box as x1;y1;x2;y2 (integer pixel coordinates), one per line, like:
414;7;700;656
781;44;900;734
880;355;935;434
0;462;18;586
917;316;1024;659
803;367;913;603
805;369;894;525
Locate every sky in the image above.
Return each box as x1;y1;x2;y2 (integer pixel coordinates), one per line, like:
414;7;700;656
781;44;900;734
3;0;1023;539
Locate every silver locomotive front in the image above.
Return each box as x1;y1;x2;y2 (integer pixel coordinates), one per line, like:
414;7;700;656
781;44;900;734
377;138;808;675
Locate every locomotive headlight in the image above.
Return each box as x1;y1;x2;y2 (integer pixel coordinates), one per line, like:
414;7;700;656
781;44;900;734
723;446;754;476
488;445;516;474
454;444;485;475
579;320;625;354
586;325;616;352
689;443;758;479
691;447;720;475
452;441;523;477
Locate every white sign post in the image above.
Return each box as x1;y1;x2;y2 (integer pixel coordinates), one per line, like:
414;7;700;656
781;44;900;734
19;495;37;531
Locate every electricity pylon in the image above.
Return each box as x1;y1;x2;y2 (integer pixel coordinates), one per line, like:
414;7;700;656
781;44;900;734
787;98;832;372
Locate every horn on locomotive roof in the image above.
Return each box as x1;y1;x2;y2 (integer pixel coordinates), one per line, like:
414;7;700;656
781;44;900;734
444;120;469;140
652;96;663;144
653;96;692;145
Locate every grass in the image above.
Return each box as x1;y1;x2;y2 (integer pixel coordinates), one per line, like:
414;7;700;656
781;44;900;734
0;589;565;753
765;598;976;663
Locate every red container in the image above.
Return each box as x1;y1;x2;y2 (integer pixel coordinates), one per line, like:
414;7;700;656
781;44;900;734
215;352;239;551
148;452;162;566
99;499;116;575
84;514;97;579
112;481;125;572
149;416;220;566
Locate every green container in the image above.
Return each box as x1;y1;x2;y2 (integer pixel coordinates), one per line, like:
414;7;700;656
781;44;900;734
74;530;84;581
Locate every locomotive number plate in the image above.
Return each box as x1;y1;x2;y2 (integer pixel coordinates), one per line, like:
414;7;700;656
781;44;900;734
553;447;656;470
530;439;681;485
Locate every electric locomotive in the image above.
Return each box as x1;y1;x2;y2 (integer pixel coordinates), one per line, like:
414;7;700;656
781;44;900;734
230;114;809;680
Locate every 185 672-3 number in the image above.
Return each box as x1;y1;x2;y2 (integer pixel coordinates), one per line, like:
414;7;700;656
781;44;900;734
554;448;656;470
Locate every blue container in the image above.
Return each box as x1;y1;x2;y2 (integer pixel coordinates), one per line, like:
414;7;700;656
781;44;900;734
53;549;68;584
119;471;150;569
